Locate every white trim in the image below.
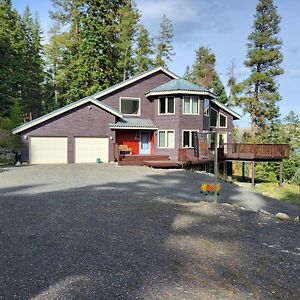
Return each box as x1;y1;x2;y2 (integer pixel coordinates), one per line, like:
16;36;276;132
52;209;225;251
182;96;200;115
182;129;199;148
109;126;158;130
12;97;123;135
157;129;175;149
210;107;218;127
158;96;175;115
146;90;216;98
119;97;141;116
93;67;179;99
219;112;227;128
211;99;241;120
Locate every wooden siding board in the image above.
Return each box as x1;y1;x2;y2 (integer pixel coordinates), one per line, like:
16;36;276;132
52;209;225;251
20;103;116;163
99;71;174;120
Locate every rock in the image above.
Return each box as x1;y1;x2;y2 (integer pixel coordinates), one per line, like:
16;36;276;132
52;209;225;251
259;209;271;215
295;216;299;222
275;212;290;221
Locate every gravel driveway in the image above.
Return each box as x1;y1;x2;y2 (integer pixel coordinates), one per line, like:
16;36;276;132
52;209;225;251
0;164;299;299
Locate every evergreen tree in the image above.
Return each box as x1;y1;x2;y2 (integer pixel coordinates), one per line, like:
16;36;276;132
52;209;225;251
237;0;283;136
211;75;228;104
0;0;25;117
134;24;154;74
22;8;44;118
227;60;238;107
284;110;299;125
154;14;174;67
185;46;228;104
45;22;73;108
117;0;140;80
49;0;137;103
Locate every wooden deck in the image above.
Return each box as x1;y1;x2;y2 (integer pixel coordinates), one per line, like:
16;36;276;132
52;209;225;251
178;144;290;165
224;144;290;161
117;153;180;167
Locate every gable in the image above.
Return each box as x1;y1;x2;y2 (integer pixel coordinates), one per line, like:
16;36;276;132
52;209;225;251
13;67;178;135
12;98;122;134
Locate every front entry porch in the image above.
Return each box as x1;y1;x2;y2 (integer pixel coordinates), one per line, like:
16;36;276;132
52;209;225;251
115;129;154;156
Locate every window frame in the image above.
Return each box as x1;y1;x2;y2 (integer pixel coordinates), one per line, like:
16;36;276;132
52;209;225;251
210;107;218;127
158;97;175;115
157;129;175;149
219;112;227;128
182;129;199;148
119;97;141;116
182;96;200;115
204;98;210;116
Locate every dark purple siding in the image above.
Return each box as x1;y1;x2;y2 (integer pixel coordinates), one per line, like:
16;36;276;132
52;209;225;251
99;71;173;120
21;103;116;163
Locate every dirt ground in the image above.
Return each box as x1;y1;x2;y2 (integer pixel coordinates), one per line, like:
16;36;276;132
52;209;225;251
0;165;299;299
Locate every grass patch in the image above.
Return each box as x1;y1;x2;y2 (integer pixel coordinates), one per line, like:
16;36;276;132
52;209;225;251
0;159;15;167
252;182;300;206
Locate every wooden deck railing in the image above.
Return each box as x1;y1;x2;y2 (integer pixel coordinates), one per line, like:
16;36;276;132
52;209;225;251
224;143;290;160
178;144;290;164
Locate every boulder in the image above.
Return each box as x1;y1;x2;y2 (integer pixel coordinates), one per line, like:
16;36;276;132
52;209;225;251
275;212;290;221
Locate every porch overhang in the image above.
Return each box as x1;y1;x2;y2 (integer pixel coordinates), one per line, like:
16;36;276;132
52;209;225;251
109;118;158;130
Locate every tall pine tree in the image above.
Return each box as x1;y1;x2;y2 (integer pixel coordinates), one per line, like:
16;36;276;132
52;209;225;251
134;24;154;74
117;0;140;80
22;8;44;118
238;0;283;136
0;0;25;117
184;46;228;104
154;14;174;67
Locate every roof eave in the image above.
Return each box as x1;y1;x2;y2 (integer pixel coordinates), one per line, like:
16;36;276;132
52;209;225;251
109;125;158;130
145;90;216;98
12;97;123;135
211;99;241;120
92;67;179;100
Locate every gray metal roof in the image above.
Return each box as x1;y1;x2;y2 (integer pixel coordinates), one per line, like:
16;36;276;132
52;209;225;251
149;78;210;93
109;118;158;129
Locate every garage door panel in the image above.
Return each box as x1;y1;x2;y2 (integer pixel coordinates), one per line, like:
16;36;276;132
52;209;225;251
30;137;67;164
75;137;109;163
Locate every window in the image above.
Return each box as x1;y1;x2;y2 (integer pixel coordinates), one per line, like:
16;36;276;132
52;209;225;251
182;130;198;148
120;98;140;115
158;97;175;115
158;130;175;148
210;108;218;127
183;96;199;114
204;98;210;116
219;113;227;128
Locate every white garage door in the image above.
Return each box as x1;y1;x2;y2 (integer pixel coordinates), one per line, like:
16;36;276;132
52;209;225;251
30;137;68;164
75;137;109;163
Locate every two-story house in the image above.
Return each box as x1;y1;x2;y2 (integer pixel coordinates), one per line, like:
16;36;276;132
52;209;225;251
12;67;241;165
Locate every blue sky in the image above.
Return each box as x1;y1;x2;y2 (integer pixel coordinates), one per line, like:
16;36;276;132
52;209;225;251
12;0;300;127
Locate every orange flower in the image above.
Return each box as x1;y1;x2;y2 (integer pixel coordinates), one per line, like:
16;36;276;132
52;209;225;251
206;184;214;193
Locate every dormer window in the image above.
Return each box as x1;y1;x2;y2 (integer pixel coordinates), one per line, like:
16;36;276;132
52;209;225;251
158;97;175;115
120;97;140;115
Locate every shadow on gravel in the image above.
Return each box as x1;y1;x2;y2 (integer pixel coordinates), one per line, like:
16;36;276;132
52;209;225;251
0;171;299;299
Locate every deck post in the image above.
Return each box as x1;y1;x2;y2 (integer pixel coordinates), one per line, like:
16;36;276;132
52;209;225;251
279;161;283;188
242;161;245;181
251;161;255;187
214;134;218;203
